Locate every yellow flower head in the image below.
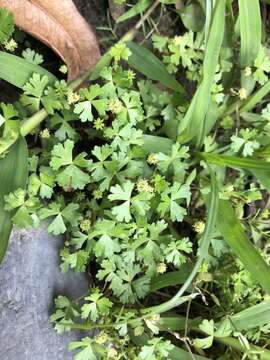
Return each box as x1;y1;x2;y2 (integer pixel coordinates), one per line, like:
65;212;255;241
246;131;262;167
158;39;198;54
40;128;50;139
193;221;205;234
59;65;68;74
4;39;18;52
239;88;247;100
109;99;123;114
157;262;167;274
147;153;158;165
67;90;80;105
108;348;118;358
136;179;154;193
244;67;252;77
80;219;91;233
95;332;108;344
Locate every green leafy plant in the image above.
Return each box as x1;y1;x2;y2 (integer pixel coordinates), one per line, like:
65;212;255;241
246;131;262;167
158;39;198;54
2;1;270;359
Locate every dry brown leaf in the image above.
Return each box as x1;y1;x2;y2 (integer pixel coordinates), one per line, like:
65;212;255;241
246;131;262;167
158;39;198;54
0;0;101;80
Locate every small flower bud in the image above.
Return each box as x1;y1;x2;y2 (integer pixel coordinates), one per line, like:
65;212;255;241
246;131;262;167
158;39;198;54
108;99;123;114
127;69;135;81
244;67;252;77
108;348;118;358
239;88;247;100
136;179;154;193
262;209;269;219
4;39;18;52
40;128;50;139
193;221;205;234
80;219;91;233
157;262;167;274
94;118;105;130
67;89;80;105
59;65;68;74
147;153;158;165
93;189;103;200
95;332;108;344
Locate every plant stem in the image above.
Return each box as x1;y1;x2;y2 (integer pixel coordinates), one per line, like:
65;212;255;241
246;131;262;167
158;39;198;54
20;109;47;137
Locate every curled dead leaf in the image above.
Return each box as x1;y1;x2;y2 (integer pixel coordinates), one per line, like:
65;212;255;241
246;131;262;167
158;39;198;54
0;0;101;80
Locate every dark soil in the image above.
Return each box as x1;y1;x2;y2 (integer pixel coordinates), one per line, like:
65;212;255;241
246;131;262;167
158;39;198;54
74;0;108;50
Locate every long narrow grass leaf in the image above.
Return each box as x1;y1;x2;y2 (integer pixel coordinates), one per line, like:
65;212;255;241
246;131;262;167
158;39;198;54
224;80;270;117
252;169;270;192
199;152;270;171
143;134;173;154
116;0;153;23
178;0;226;146
240;80;270;113
230;300;270;331
0;138;28;262
205;0;212;40
238;0;261;68
89;52;112;81
216;200;270;294
238;0;261;91
169;346;210;360
150;264;193;292
238;0;261;92
0;51;56;89
217;337;270;360
127;41;186;94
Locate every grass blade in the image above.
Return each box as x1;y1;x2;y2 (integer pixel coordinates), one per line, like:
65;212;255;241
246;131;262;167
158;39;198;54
199;152;270;171
217;337;270;360
127;41;186;94
199;152;270;196
217;200;270;294
252;169;270;192
238;0;261;92
143;134;173;154
169;346;209;360
224;80;270;117
89;52;112;81
178;0;226;147
0;138;29;262
205;0;212;40
150;263;193;292
240;80;270;113
230;300;270;331
238;0;261;68
0;51;56;89
116;0;153;23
